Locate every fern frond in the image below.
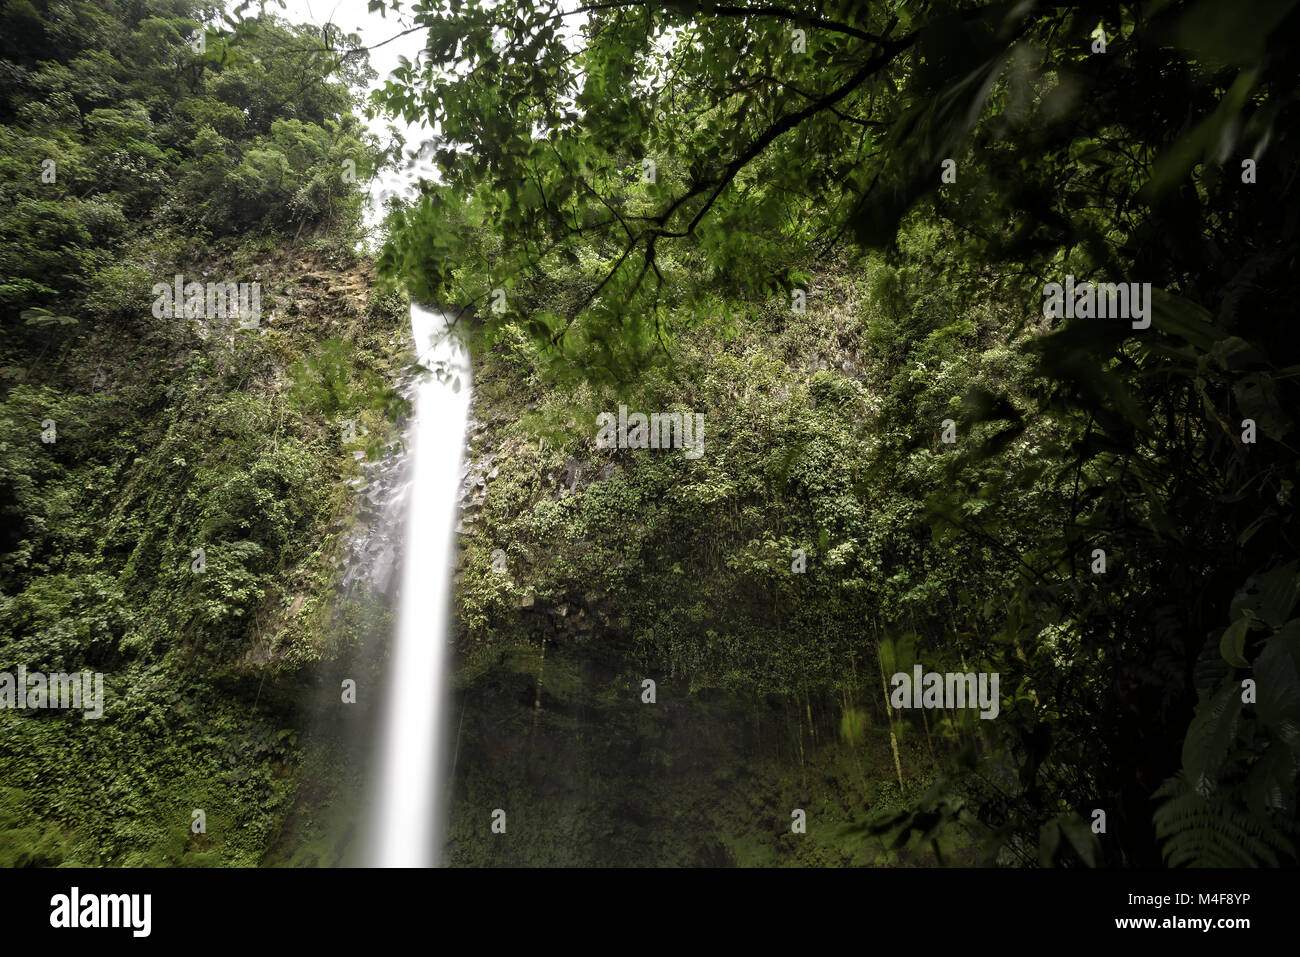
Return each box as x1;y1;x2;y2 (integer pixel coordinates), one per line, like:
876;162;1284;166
1154;773;1296;867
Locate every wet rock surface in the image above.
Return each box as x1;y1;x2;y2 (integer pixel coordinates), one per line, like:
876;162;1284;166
336;371;420;599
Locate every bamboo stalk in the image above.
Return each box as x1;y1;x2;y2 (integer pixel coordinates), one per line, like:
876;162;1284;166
531;637;546;733
920;703;938;767
873;623;905;792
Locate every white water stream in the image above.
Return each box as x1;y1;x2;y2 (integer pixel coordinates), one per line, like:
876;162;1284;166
366;307;471;867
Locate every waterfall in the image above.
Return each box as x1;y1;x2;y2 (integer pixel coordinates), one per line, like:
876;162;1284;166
366;306;472;866
268;0;464;866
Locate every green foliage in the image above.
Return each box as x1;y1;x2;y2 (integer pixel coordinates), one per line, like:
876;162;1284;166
0;0;406;864
289;336;410;424
0;0;380;346
1153;773;1296;868
399;0;1300;867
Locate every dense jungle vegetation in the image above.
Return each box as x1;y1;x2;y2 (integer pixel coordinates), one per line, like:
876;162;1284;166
2;0;1299;868
387;0;1300;867
0;0;403;864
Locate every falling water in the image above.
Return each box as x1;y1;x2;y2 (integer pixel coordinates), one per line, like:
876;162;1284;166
366;306;472;866
266;0;467;866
